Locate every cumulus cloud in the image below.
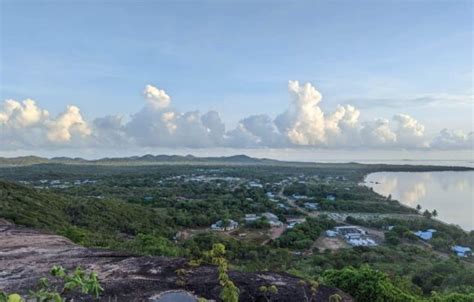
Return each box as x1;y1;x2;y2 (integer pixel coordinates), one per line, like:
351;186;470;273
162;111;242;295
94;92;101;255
126;88;227;148
431;129;473;149
91;115;129;147
0;99;92;150
1;81;471;151
47;106;91;143
143;84;171;109
360;118;397;147
0;99;49;127
232;114;287;147
275;80;326;145
393;114;428;148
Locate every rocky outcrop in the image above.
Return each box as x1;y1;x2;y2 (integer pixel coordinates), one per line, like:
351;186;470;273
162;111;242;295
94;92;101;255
0;223;352;301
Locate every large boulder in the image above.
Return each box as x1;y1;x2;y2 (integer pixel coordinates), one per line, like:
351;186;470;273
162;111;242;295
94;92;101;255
0;223;352;301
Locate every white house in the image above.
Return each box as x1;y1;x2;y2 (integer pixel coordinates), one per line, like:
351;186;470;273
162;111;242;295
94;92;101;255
287;218;305;229
248;181;263;188
335;226;366;235
243;214;260;222
348;238;377;247
326;194;336;201
303;202;319;210
292;194;308;200
266;192;276;198
414;229;436;240
211;219;239;231
345;233;362;240
452;245;472;257
262;212;282;227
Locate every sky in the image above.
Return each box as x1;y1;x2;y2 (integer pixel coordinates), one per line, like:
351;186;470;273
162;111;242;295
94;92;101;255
0;0;473;160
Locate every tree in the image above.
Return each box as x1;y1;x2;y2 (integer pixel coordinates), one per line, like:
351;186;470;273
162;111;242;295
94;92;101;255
432;209;438;217
1;265;103;301
323;265;418;302
423;210;432;219
329;294;342;302
385;231;400;245
416;204;422;212
209;244;239;302
298;280;319;302
259;285;278;302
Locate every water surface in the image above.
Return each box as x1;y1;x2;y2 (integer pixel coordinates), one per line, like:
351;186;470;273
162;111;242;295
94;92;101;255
365;171;474;231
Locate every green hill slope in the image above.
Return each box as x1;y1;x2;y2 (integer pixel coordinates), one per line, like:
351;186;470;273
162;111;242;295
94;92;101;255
0;181;175;250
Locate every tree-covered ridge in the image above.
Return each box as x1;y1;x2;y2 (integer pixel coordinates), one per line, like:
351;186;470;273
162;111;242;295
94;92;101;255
0;181;176;253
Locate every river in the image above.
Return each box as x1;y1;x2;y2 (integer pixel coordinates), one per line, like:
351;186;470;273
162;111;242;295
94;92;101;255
364;171;474;231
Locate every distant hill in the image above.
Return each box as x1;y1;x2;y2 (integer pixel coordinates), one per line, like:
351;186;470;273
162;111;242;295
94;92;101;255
0;156;50;166
0;154;473;173
0;154;280;166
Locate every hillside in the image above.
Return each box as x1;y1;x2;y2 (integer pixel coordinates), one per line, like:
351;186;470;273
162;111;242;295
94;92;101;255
0;222;352;301
0;181;175;249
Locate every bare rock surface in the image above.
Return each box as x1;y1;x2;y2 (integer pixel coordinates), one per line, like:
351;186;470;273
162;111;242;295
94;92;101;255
0;223;352;301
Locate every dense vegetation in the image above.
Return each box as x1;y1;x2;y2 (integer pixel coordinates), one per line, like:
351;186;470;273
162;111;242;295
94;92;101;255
274;216;336;250
0;160;473;301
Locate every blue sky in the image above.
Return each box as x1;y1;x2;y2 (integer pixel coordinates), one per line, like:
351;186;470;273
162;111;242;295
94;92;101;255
0;0;473;158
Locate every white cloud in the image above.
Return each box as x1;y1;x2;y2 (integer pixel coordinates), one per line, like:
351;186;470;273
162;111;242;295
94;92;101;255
143;84;171;109
343;93;474;109
1;82;471;151
234;114;286;147
0;99;49;127
393;114;428;148
275;80;326;145
46;105;91;143
431;129;473;149
91;115;129;147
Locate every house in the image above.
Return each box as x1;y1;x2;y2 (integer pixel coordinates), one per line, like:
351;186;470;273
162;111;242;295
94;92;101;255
414;229;436;240
327;226;376;246
243;214;260;222
248;181;263;188
277;203;289;210
143;196;153;201
211;219;239;231
287;218;305;229
266;192;276;198
326;194;336;201
452;245;472;257
292;194;308;200
303;202;319;210
288;219;304;229
348;238;377;247
345;233;362;240
335;226;366;235
261;212;282;227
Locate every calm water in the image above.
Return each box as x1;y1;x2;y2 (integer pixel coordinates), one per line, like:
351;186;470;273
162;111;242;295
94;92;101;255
365;171;474;231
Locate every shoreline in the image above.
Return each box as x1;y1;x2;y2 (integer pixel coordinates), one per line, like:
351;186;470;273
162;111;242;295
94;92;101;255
363;170;473;232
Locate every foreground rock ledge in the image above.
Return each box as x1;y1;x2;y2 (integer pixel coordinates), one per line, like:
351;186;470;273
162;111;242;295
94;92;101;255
0;222;352;301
